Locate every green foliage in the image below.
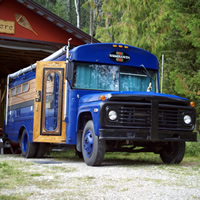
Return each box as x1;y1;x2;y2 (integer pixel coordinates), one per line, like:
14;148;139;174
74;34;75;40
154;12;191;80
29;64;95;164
186;142;200;157
95;0;170;54
96;0;200;121
33;0;56;11
52;0;68;21
0;161;27;190
33;0;101;35
185;133;200;157
0;195;27;200
0;162;16;177
161;0;200;118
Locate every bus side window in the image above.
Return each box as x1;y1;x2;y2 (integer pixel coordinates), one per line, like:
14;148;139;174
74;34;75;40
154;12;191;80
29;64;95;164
16;85;21;95
11;88;15;96
22;82;29;92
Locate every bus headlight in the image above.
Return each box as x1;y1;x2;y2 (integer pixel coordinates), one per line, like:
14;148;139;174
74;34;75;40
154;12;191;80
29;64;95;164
183;115;192;125
108;110;117;121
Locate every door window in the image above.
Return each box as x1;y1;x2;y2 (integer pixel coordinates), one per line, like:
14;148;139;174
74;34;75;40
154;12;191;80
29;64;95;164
41;69;63;135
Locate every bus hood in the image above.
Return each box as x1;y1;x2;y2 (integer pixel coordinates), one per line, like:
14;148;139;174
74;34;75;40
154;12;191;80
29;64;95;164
80;91;190;106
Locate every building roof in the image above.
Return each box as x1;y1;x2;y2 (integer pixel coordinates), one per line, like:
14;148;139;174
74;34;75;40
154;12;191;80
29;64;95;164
16;0;99;44
0;0;99;78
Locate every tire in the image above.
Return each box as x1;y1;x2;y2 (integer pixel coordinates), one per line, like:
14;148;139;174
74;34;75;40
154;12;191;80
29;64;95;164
75;148;83;159
82;120;105;166
21;129;37;158
36;143;49;158
160;141;185;164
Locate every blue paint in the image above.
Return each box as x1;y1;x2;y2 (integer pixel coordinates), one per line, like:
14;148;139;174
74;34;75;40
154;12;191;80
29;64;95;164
83;129;94;158
10;70;36;88
69;43;159;70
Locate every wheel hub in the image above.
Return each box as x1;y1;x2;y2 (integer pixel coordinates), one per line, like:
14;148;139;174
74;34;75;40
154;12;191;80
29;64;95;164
83;130;93;158
22;134;28;153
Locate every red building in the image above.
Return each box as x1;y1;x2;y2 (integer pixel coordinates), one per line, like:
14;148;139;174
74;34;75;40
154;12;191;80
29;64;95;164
0;0;99;127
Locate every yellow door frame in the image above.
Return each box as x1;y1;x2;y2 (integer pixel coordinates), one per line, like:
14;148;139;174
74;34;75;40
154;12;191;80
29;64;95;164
33;61;66;143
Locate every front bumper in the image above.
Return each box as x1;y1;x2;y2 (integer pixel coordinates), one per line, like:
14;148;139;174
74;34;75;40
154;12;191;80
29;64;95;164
99;128;197;142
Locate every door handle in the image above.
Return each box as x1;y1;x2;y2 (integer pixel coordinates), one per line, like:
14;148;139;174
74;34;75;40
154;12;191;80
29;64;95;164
35;90;41;112
35;90;41;102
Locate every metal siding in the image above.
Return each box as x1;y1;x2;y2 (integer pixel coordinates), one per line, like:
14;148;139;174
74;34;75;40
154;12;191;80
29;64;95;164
69;43;159;70
5;105;34;142
9;71;36;88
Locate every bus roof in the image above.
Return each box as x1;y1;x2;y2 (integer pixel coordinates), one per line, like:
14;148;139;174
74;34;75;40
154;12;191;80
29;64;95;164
63;43;159;70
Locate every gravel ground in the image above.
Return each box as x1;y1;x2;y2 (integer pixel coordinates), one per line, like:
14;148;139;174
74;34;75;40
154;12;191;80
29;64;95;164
0;154;200;200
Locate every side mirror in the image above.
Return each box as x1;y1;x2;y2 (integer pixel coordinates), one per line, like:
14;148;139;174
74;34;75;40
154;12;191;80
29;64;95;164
66;61;74;81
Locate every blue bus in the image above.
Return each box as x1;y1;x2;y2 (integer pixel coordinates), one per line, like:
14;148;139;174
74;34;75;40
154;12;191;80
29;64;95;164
4;42;197;166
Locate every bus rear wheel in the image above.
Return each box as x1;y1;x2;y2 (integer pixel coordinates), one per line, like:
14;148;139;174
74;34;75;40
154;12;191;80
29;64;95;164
36;143;49;158
21;129;37;158
82;120;105;166
160;141;185;164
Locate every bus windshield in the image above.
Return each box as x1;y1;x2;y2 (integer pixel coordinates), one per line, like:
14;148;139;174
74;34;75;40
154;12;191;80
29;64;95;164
72;62;158;92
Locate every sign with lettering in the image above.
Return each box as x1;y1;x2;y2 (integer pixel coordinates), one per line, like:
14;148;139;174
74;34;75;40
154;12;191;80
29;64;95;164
0;20;15;34
109;51;130;63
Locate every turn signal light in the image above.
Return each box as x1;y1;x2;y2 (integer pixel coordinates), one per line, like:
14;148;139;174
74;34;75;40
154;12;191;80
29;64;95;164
100;95;106;101
112;45;129;49
190;101;195;107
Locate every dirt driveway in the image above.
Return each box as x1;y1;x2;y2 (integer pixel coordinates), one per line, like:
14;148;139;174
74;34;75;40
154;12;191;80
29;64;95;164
0;154;200;200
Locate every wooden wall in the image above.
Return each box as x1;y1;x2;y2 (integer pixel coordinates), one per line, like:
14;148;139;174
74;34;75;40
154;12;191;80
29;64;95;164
8;79;35;107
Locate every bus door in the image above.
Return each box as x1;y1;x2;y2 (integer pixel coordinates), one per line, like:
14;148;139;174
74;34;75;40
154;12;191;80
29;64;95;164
33;61;66;143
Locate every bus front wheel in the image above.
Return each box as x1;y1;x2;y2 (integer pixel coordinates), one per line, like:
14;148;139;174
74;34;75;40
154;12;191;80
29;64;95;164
82;120;105;166
160;141;185;164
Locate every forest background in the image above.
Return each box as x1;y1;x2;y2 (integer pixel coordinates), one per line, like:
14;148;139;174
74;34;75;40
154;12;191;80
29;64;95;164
34;0;200;131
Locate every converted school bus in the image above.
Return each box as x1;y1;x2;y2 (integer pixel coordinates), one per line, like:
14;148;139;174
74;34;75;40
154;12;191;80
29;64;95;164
4;42;197;166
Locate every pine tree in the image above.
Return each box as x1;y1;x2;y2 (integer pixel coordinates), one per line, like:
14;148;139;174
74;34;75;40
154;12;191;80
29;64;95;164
96;0;200;120
162;0;200;117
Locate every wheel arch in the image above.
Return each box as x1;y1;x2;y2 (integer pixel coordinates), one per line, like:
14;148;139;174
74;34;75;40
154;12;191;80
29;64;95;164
18;125;31;144
76;112;92;152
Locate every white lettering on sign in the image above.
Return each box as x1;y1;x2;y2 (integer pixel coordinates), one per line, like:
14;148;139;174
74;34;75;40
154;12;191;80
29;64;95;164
109;54;130;59
0;20;15;34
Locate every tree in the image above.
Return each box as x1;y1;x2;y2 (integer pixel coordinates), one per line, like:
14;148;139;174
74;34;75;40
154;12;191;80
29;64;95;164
95;0;125;42
34;0;56;10
96;0;200;122
33;0;87;31
82;0;103;37
95;0;169;54
161;0;200;117
74;0;80;28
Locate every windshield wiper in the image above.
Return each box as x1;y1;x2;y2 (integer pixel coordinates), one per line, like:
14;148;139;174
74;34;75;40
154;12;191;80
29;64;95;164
140;64;155;92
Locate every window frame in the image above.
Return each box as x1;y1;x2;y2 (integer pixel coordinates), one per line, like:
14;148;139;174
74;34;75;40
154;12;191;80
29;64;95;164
72;62;159;93
10;81;30;96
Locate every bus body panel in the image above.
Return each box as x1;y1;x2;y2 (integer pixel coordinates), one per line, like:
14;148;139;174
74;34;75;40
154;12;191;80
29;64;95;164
69;43;159;70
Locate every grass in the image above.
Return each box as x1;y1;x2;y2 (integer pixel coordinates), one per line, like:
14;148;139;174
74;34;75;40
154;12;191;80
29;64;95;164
49;141;200;165
185;141;200;157
0;161;29;189
30;173;43;177
0;194;29;200
0;156;78;199
0;161;33;199
0;144;200;200
0;140;199;199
